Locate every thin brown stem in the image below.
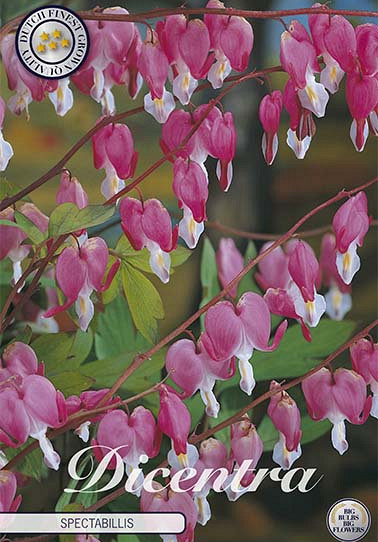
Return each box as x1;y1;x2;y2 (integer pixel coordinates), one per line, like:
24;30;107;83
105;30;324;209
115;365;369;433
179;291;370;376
1;6;377;43
206;218;378;241
105;67;282;204
0;67;281;212
85;319;377;513
97;177;378;406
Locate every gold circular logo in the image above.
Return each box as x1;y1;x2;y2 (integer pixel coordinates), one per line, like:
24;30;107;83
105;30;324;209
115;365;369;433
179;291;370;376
327;499;371;541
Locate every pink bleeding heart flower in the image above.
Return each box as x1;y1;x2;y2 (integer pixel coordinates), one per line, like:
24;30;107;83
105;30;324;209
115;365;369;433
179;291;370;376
138;29;175;123
356;24;378;77
165;338;235;418
319;233;352;321
160;109;196;161
225;415;263;499
346;72;378;152
283;78;316;159
0;470;22;512
204;0;231;89
56;169;88;209
332;191;370;285
173;157;208;248
0;341;41;380
219;16;254;73
93;407;160;485
120;197;178;283
0;207;28;285
236;292;288;394
255;242;291;291
280;28;328;118
65;388;120;442
255;242;312;341
0;96;13;170
157;15;198;106
287;240;326;327
81;7;137;104
141;482;198;542
267;381;302;469
309;5;345;94
0;204;48;286
179;19;214;80
168;436;228;526
259;90;283;165
191;104;223;164
323;15;357;74
1;34;58;117
44;237;119;331
350;338;378;419
157;15;198;105
216;238;244;298
194;438;229;524
208;112;236;191
302;367;371;455
201;294;287;395
48;78;74;117
0;388;30;448
158;385;192;465
22;374;67;469
92;121;138;199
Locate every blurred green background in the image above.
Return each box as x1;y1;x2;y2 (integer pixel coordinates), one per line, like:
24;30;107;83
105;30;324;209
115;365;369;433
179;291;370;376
1;0;377;540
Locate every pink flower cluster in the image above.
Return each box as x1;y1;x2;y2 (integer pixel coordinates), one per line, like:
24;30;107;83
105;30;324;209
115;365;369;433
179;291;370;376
259;4;378;163
251;192;370;339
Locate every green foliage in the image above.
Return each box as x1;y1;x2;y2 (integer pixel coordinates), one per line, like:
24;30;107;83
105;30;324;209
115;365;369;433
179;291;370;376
199;237;220;329
122;264;164;344
252;319;356;381
217;319;356;394
84;297;165;397
0;177;31;202
5;443;46;481
48;203;115;237
112;236;190;342
31;330;94;396
237;240;260;297
14;210;47;244
95;296;148;359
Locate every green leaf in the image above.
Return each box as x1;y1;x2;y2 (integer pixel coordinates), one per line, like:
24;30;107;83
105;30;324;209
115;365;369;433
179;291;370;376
32;329;92;375
115;236;191;275
102;255;122;304
199;237;220;329
83;349;166;394
237;240;261;297
49;371;94;396
5;443;46;481
55;455;93;512
95;296;149;360
0;177;31;202
32;333;73;371
258;414;332;452
14;210;46;245
49;203;115;237
121;264;164;343
253;319;357;381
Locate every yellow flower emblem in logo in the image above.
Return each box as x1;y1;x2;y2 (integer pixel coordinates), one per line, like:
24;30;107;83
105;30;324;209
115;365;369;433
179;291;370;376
40;31;49;41
61;38;70;48
48;41;57;50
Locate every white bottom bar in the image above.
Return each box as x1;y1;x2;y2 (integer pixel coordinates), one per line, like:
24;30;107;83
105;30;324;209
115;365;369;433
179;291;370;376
0;513;185;534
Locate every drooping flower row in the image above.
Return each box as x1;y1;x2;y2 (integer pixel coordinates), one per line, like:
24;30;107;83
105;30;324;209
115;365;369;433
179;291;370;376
259;6;378;163
1;2;376;178
0;333;375;542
